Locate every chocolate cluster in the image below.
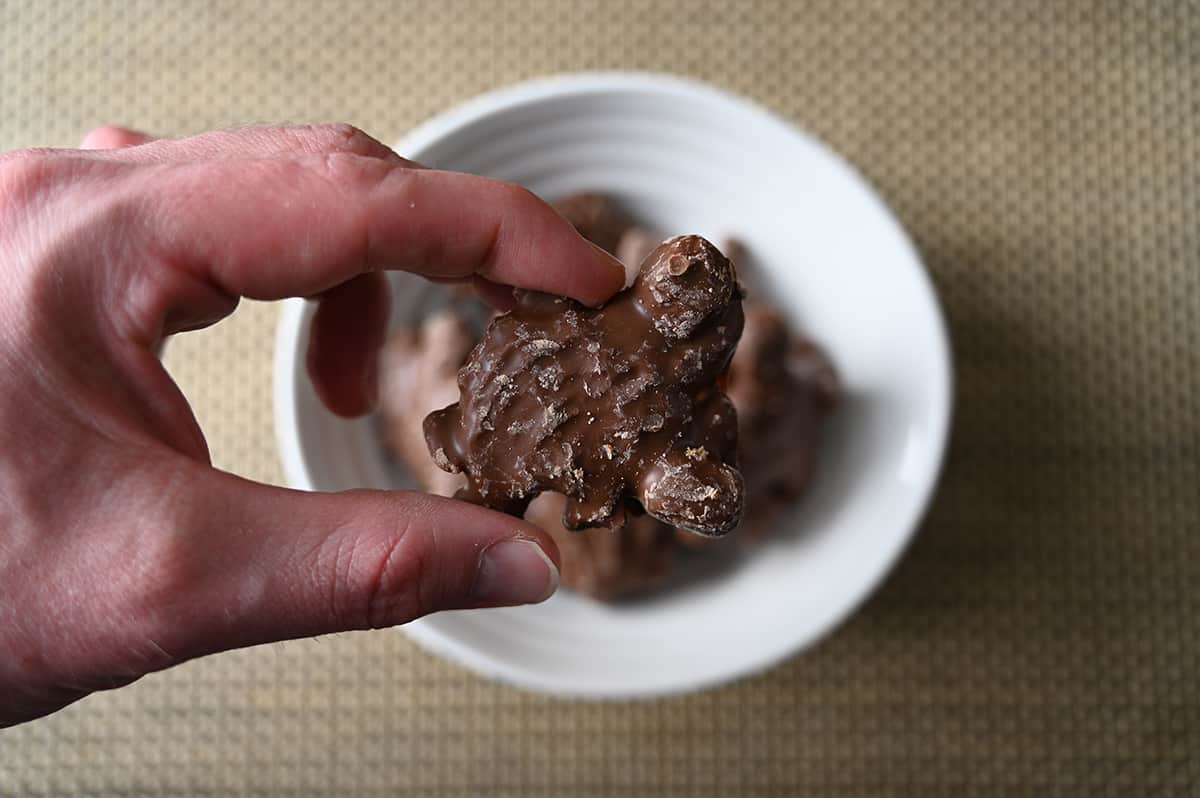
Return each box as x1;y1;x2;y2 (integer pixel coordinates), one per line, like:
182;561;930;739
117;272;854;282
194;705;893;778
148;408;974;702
377;193;838;599
423;235;745;537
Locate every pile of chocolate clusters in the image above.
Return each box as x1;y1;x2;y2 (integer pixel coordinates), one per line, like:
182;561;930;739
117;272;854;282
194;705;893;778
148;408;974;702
380;194;838;600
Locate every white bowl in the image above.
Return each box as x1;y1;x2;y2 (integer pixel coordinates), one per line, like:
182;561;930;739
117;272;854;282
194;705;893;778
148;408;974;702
274;73;951;698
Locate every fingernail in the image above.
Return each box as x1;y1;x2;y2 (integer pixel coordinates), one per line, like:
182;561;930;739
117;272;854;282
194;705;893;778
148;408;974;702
471;538;559;605
587;241;636;297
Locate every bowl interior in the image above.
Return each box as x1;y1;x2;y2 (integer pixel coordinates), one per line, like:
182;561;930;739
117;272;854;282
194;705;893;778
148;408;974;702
275;75;950;696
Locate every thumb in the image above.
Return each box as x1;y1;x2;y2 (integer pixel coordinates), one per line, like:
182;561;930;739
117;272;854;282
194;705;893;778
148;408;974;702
154;471;560;662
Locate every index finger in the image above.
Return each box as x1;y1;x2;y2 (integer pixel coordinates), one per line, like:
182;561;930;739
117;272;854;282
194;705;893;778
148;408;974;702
139;153;626;309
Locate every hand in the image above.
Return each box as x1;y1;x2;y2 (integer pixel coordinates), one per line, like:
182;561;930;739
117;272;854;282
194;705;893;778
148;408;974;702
0;124;626;727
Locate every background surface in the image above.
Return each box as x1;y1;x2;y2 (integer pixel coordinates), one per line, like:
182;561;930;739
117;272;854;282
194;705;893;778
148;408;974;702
1;1;1198;795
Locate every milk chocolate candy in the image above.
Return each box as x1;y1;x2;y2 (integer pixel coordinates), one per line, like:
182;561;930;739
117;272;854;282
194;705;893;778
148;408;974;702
379;307;680;600
424;235;746;537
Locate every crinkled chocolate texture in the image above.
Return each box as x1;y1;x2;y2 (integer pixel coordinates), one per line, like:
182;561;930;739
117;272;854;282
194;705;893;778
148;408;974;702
424;235;746;537
379;311;676;599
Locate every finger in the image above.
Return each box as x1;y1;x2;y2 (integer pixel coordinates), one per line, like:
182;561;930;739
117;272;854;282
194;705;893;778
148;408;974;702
307;271;391;417
150;472;561;661
80;125;153;149
84;123;413;166
139;154;626;315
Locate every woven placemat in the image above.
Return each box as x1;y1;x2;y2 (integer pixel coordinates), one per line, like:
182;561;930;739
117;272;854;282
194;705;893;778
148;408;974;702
2;1;1197;794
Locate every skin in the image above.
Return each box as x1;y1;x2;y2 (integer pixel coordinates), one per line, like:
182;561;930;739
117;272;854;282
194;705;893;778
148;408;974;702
0;124;626;727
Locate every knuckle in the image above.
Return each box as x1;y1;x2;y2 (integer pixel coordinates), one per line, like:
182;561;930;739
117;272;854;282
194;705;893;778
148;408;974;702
363;523;426;629
484;181;556;265
315;508;437;630
499;182;561;236
316;149;394;186
303;123;394;160
503;181;545;213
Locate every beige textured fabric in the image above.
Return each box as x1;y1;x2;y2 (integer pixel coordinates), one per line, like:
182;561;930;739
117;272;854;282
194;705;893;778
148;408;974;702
2;0;1198;794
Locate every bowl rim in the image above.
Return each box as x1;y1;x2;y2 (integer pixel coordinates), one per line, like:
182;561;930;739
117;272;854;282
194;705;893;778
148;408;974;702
274;71;953;698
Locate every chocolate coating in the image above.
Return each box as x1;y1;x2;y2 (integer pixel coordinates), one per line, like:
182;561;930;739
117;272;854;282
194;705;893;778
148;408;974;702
424;235;746;537
378;306;678;599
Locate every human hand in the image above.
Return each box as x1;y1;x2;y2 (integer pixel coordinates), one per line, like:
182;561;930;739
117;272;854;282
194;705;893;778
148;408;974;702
0;124;626;726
